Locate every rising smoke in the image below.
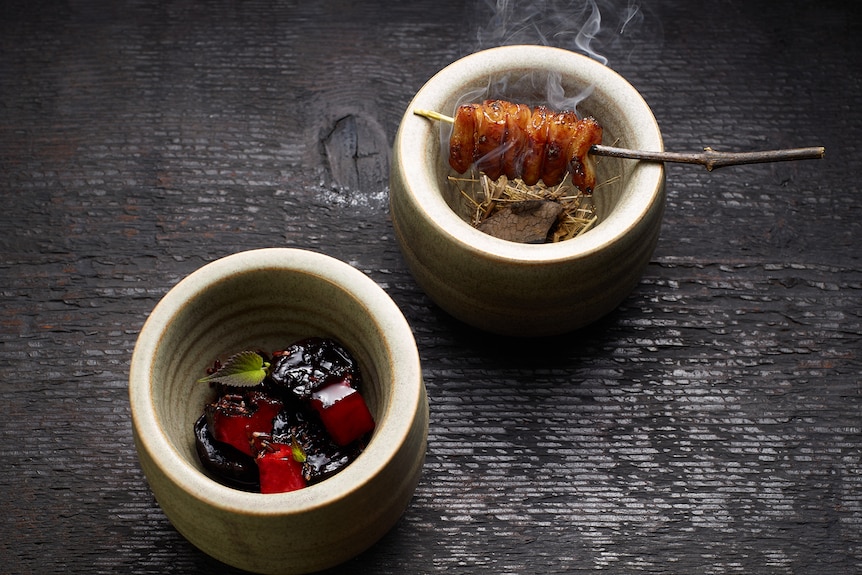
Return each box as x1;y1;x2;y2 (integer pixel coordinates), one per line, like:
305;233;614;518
473;0;650;66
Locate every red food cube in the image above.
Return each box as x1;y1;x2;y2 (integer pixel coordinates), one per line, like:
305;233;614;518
255;442;307;494
310;378;375;446
208;391;282;456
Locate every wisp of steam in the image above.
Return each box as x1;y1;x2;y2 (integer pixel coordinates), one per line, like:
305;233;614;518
474;0;646;66
453;0;652;113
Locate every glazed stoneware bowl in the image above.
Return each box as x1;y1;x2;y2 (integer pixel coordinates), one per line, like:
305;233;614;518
129;248;428;575
390;45;666;336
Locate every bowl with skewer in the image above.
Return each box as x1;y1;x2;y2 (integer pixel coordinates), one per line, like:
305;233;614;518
389;44;665;337
389;45;824;337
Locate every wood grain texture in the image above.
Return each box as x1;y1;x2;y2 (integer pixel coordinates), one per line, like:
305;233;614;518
1;1;859;574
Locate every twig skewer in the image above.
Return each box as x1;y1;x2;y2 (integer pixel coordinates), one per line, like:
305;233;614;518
413;108;826;171
589;145;826;171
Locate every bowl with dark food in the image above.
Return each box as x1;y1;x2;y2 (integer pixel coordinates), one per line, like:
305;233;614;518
390;45;666;336
129;248;428;575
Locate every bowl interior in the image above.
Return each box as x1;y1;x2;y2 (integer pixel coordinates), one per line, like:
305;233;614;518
404;45;663;257
151;266;388;472
436;79;632;228
131;249;416;508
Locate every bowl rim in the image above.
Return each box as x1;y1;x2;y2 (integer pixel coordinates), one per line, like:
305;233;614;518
394;44;664;263
129;247;423;516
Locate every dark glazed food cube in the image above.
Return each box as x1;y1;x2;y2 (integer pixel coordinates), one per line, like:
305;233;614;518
269;337;359;399
194;414;260;491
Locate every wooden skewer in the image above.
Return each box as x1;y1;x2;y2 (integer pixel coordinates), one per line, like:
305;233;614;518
588;144;825;171
413;108;825;171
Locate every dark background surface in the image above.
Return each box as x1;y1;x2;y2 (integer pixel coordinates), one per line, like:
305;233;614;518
1;1;859;573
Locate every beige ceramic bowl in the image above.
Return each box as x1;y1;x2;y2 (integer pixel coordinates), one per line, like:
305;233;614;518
129;248;428;575
390;45;666;336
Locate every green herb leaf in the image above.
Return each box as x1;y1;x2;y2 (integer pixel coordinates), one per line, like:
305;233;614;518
197;351;270;387
291;437;307;463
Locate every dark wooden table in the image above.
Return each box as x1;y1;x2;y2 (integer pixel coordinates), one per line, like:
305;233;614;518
2;1;859;573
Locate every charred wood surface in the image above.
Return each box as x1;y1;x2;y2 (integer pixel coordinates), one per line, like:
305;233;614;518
0;1;859;574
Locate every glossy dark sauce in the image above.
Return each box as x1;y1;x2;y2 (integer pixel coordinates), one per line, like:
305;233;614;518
193;337;372;492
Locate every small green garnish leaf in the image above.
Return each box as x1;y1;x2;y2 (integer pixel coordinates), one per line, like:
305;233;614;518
197;351;270;387
291;438;307;463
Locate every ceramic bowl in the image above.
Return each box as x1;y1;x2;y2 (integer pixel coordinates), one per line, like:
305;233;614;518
390;45;666;336
129;248;428;575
